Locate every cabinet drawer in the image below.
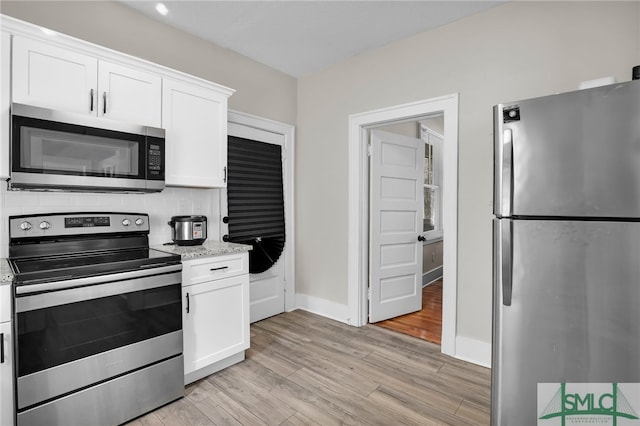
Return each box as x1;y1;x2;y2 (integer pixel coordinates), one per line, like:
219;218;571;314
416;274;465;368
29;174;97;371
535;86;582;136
182;253;248;285
0;284;10;323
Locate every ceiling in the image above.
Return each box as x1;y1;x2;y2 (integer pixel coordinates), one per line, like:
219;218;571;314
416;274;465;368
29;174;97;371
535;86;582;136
120;1;504;77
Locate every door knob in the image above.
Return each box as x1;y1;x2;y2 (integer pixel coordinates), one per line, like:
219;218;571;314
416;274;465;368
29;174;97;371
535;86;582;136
418;235;426;242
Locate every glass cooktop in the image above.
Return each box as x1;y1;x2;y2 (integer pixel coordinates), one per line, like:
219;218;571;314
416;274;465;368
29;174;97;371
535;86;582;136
11;248;180;285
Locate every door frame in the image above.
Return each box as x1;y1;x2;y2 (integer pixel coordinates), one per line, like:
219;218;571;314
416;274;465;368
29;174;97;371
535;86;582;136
227;109;296;313
347;94;459;356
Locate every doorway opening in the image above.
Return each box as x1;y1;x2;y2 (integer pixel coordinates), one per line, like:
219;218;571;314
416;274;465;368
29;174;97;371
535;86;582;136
347;94;459;356
371;117;444;345
223;110;296;323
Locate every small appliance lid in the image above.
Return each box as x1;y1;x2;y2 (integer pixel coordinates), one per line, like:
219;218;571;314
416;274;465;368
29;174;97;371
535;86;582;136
169;215;207;223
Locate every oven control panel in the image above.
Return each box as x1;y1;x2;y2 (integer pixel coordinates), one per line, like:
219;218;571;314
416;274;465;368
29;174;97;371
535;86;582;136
65;216;111;228
9;213;150;238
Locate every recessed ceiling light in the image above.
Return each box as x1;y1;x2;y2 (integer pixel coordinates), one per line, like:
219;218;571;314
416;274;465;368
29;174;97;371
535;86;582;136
155;3;169;16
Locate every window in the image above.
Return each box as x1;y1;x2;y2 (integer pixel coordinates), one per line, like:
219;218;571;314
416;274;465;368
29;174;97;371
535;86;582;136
422;125;443;240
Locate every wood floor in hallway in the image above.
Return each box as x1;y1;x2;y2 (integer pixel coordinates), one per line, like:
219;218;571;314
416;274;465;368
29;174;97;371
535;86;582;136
128;309;490;425
374;279;443;345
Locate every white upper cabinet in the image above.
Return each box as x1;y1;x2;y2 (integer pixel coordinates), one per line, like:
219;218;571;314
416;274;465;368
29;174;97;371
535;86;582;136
97;61;161;127
163;79;229;188
12;36;161;127
12;36;98;115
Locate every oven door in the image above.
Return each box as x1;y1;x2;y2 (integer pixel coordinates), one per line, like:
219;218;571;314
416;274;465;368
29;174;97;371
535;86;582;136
10;103;165;192
14;264;183;410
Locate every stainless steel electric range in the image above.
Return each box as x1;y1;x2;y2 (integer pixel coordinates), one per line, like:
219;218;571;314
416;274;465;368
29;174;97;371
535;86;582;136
8;212;184;425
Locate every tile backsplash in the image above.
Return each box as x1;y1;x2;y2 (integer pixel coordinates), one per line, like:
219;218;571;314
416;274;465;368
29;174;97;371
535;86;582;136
1;185;222;257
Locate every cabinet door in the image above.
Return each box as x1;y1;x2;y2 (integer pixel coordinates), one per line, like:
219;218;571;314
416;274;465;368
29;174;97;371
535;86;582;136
1;31;10;179
422;241;443;273
97;61;161;127
0;322;13;426
163;79;228;188
182;274;249;375
12;36;97;115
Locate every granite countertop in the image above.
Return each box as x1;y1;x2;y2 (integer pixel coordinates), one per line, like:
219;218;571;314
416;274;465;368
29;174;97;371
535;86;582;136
152;240;252;260
0;259;13;284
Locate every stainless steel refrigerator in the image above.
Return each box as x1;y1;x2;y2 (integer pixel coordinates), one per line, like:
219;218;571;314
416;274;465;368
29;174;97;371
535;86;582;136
492;80;640;425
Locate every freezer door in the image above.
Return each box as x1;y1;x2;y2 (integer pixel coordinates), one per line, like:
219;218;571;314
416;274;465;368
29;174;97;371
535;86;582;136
492;219;640;425
494;80;640;219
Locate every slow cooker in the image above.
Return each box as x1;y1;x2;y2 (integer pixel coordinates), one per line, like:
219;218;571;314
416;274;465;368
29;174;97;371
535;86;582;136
168;215;207;246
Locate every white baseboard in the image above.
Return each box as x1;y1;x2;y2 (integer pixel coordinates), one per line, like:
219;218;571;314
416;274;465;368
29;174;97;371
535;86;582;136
295;293;350;325
455;335;492;368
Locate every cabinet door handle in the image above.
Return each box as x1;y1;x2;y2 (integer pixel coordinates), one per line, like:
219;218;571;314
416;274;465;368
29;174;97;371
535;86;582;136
1;333;4;364
210;266;229;272
185;293;190;314
103;92;107;114
90;89;94;111
224;166;227;183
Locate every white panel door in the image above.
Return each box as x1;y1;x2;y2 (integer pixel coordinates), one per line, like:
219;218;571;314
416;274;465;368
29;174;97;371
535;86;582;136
224;122;286;323
12;36;98;115
163;79;228;187
97;61;161;127
369;129;424;322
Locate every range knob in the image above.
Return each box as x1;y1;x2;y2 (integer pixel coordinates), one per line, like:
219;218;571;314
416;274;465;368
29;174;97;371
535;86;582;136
39;221;51;230
19;221;32;231
122;218;131;227
135;218;144;226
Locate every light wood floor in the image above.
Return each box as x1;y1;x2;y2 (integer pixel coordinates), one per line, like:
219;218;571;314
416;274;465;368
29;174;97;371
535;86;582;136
374;280;443;345
129;309;490;425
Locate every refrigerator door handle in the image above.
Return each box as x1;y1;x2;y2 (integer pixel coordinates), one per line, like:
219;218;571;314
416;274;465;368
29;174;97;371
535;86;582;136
501;128;513;217
499;220;513;306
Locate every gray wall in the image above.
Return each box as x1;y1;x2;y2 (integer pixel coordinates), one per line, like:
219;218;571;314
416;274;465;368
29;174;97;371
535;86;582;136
295;1;640;345
0;1;297;125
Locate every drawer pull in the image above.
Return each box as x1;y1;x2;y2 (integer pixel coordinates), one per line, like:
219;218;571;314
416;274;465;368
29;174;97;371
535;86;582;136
210;266;229;272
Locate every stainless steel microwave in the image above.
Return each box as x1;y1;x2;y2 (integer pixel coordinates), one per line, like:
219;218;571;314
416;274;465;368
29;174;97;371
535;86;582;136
10;103;165;192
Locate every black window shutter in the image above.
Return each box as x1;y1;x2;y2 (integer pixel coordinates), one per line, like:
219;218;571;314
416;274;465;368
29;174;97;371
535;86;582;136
225;136;285;273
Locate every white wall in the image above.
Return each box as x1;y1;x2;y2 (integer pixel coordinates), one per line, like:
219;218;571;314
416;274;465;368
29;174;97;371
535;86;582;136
295;1;640;345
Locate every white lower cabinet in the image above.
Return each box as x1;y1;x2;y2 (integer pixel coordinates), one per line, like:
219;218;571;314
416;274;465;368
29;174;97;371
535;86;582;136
182;253;249;385
0;283;14;426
